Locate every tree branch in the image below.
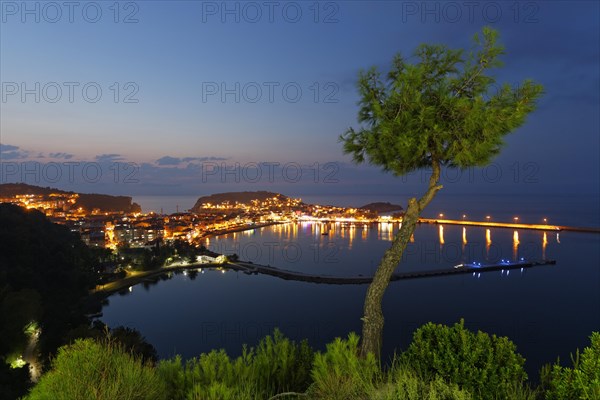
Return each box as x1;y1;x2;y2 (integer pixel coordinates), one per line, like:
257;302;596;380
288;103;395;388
454;62;485;97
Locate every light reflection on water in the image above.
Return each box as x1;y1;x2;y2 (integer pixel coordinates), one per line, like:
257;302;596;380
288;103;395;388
207;222;557;275
102;222;599;381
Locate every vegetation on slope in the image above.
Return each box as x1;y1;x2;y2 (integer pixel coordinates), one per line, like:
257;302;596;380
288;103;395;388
22;323;600;400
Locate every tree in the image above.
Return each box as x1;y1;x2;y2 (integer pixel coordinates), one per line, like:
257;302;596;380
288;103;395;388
339;27;543;357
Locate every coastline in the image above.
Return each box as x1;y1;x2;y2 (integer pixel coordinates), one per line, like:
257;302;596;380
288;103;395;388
198;221;285;239
88;215;595;308
90;221;285;300
91;262;222;298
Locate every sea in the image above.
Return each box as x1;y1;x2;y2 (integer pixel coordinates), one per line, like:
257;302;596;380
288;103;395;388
102;192;600;380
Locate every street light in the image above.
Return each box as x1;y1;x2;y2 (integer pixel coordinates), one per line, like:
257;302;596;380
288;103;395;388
486;216;491;222
514;217;519;222
462;214;467;220
543;218;548;224
439;213;444;218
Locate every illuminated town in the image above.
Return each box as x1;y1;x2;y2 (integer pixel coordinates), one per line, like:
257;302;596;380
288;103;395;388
0;189;398;250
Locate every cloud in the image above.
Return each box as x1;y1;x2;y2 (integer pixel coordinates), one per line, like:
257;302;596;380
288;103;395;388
156;156;181;166
156;156;228;166
188;156;228;162
95;154;124;163
49;152;74;160
0;143;29;160
0;144;19;152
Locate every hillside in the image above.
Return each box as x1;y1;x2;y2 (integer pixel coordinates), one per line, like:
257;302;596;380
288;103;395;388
0;203;97;398
0;183;65;197
359;202;403;214
0;183;141;213
75;193;141;213
191;191;294;211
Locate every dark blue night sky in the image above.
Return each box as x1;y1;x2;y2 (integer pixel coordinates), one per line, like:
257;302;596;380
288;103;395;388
1;1;598;198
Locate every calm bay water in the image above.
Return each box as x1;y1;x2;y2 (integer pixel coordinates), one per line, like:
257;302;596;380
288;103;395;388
103;193;600;379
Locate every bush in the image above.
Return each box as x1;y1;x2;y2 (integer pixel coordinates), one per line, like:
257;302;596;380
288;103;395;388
251;328;314;394
25;338;167;400
155;355;187;400
371;362;473;400
158;348;258;399
157;329;313;399
402;319;527;399
186;381;253;400
542;332;600;400
308;332;380;399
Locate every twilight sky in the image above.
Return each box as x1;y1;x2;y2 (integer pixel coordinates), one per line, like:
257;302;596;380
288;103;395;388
1;1;599;199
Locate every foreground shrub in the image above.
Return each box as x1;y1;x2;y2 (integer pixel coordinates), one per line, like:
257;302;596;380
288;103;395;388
542;332;600;400
25;339;167;400
251;328;314;393
65;322;159;365
186;381;254;400
308;332;380;399
25;324;597;399
402;319;527;399
157;329;313;399
371;362;473;400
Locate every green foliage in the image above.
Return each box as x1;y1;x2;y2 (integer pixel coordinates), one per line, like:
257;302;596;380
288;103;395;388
154;355;187;399
66;322;159;365
402;320;527;400
542;332;600;400
22;324;599;400
372;362;473;400
109;326;159;365
24;338;168;400
501;382;539;400
341;27;543;360
340;27;543;175
186;381;256;400
157;329;313;399
308;332;380;399
251;328;314;393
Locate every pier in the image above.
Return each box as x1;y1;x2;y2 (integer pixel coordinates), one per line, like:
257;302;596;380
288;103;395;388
418;218;600;233
91;257;557;301
228;259;556;285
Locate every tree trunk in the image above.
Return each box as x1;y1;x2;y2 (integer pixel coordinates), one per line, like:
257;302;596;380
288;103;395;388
360;162;443;358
